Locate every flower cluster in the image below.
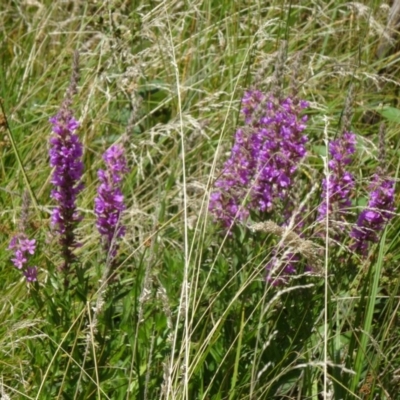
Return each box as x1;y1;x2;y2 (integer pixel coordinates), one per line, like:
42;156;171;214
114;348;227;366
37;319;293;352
351;175;395;256
94;144;129;258
318;132;356;221
49;110;84;271
209;90;309;228
266;252;299;286
8;234;37;282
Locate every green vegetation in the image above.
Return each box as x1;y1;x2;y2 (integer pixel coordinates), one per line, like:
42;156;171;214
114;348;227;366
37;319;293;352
1;1;400;399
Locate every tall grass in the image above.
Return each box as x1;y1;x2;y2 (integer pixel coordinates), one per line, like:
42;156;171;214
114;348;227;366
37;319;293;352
1;1;400;399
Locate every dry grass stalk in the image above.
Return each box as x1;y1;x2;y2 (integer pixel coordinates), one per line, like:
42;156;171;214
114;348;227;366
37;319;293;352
249;220;324;271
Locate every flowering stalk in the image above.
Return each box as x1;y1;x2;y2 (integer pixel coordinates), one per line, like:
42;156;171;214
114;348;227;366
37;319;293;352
8;234;37;282
318;132;356;222
209;90;309;228
350;175;395;256
49;112;84;273
94;144;129;258
49;51;83;276
266;252;299;286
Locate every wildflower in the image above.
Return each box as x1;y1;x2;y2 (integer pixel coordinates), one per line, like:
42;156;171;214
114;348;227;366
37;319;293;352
318;132;356;221
8;234;38;282
19;237;36;254
210;90;309;228
94;144;129;258
266;253;299;286
49;111;84;271
49;51;83;277
351;175;395;256
24;267;38;282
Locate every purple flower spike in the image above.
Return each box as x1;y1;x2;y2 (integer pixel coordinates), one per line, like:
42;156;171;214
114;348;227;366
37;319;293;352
49;111;84;273
24;267;38;282
8;234;37;282
351;175;395;256
94;144;129;258
210;90;309;229
318;132;356;222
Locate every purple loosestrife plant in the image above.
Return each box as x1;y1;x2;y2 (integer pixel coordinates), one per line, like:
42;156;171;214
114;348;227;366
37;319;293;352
49;111;84;272
350;174;395;256
318;132;356;222
8;234;38;282
209;90;309;228
94;144;129;258
49;51;82;279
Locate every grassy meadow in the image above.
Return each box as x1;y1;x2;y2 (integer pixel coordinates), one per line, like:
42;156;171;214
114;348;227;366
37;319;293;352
1;0;400;399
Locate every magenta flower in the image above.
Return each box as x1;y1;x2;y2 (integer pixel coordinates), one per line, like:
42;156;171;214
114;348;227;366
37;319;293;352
8;234;38;282
49;110;84;273
24;267;38;283
94;144;129;258
351;175;395;256
266;253;299;286
19;238;36;254
209;90;309;228
318;132;356;221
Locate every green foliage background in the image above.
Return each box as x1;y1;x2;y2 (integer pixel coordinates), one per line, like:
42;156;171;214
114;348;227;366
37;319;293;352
1;0;400;399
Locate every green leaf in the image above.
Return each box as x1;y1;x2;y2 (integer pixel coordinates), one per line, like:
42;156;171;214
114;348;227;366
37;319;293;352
378;107;400;123
313;145;327;157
